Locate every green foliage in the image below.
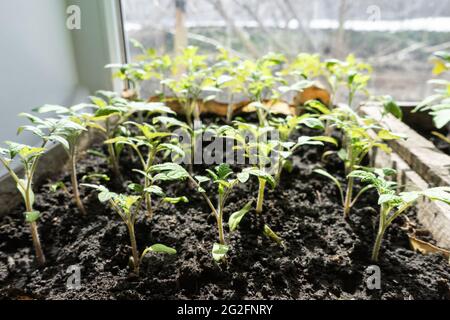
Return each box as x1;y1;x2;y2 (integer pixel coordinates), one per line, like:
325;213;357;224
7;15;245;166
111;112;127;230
317;105;404;217
152;163;249;261
413;51;450;130
82;183;176;274
349;169;450;261
325;54;372;108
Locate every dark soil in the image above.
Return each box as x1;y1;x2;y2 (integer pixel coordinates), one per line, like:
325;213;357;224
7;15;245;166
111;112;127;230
0;118;449;300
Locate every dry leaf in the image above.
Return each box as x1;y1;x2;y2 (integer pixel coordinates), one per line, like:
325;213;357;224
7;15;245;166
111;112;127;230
292;82;331;107
408;235;450;259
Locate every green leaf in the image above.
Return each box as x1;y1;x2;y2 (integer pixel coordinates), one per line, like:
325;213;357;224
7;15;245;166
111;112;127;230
229;200;253;232
421;187;450;204
296;136;323;147
431;109;450;129
215;163;233;180
212;243;229;262
128;183;144;193
141;244;177;259
377;129;406;140
299;117;324;130
163;196;189;204
17;179;34;208
383;97;403;119
144;185;165;197
34;104;69;114
237;172;250;183
378;193;400;205
151;163;189;181
157;143;185;158
311;136;338;146
195;175;210;184
50;181;66;192
243;168;276;188
90;96;107;108
24;211;40;223
263;224;284;247
98;190;116;203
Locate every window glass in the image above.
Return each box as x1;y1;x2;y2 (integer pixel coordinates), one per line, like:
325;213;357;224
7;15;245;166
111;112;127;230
121;0;450;101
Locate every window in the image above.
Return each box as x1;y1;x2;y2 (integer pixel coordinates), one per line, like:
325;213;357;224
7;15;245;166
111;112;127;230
121;0;450;102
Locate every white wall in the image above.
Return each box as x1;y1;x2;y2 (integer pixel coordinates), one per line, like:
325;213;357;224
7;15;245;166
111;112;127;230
0;0;87;145
0;0;124;143
0;0;124;176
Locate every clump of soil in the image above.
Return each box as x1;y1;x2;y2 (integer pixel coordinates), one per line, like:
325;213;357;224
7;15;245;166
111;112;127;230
0;124;449;300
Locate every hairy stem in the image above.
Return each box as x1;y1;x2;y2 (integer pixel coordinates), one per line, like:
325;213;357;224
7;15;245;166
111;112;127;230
371;206;387;262
127;223;140;275
256;179;266;214
69;147;86;215
217;207;225;245
25;193;45;265
29;221;45;265
343;176;354;218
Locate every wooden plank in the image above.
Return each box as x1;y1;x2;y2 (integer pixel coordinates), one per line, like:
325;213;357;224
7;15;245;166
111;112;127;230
360;103;450;187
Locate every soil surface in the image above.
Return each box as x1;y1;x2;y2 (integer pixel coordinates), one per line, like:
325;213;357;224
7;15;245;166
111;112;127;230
0;117;449;300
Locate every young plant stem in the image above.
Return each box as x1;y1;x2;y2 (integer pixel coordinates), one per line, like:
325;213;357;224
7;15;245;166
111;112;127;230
29;221;45;265
127;222;140;274
371;205;387;262
343;177;354;218
24;186;45;265
26;146;46;265
143;149;156;220
256;178;266;214
217;206;225;245
343;141;355;218
69;145;86;215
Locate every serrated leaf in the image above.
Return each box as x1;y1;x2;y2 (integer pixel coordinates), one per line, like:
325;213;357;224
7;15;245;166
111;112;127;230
215;163;233;180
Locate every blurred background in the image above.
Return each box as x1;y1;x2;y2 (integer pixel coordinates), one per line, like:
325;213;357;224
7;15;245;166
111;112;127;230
122;0;450;101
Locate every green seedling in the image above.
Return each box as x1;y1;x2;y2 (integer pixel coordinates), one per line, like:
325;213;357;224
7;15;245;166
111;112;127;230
325;54;372;108
283;53;325;81
106;40;172;100
242;53;287;127
151;163;251;261
0;113;83;264
105;120;184;219
32;104;103;215
269;114;332;183
213;49;248;122
348;169;450;262
89;90;173;180
0;143;46;265
221;121;335;213
82;184;176;275
162;46;220;127
316;106;404;217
